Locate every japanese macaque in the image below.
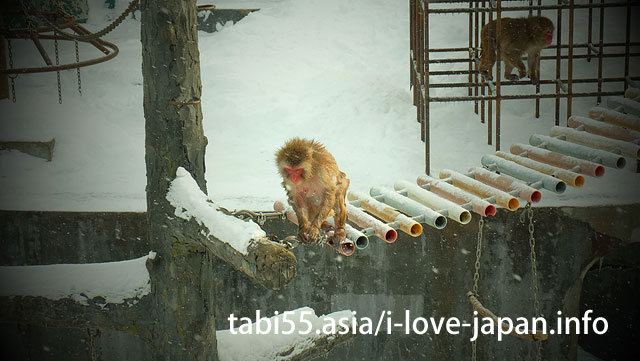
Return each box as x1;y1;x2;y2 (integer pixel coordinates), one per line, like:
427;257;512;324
478;16;554;85
276;138;350;244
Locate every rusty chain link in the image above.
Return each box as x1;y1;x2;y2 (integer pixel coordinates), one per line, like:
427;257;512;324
54;31;62;103
7;39;17;102
75;39;81;94
25;0;140;42
526;204;543;361
471;217;484;361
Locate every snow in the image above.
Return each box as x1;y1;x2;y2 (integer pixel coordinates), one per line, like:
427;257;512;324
167;167;266;255
0;251;155;306
216;307;354;361
0;0;639;213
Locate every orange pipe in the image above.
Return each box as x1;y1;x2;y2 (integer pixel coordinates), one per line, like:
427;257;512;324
467;167;542;203
439;169;519;211
510;143;604;177
416;175;496;217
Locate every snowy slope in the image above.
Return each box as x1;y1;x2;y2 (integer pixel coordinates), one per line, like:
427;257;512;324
0;0;638;212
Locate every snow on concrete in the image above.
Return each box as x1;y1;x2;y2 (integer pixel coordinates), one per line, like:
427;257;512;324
167;167;267;255
0;251;156;306
0;0;638;212
216;307;354;361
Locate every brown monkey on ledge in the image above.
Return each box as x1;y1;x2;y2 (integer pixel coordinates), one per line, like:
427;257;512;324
478;16;554;85
276;138;350;244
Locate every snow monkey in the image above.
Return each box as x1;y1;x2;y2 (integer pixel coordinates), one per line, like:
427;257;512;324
276;138;350;244
478;16;554;85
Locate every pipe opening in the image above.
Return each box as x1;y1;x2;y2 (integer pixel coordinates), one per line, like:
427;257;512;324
508;198;520;210
459;211;471;224
555;181;567;193
340;242;355;256
385;229;398;243
616;157;626;169
574;175;585;187
485;204;497;216
355;236;369;249
530;190;542;203
434;215;447;229
594;165;605;177
411;223;423;236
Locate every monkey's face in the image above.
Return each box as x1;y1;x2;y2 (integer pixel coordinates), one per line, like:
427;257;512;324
544;29;553;46
284;165;304;184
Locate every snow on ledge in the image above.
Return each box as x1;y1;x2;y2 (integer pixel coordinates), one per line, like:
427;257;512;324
167;167;266;255
217;307;355;361
0;251;156;306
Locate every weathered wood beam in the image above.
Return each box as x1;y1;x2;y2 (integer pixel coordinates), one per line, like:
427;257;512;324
181;225;297;290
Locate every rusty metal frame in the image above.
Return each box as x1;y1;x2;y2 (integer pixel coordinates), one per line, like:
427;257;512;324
410;0;640;174
0;21;119;75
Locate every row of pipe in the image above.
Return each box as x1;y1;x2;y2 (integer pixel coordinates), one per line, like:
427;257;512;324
270;90;640;256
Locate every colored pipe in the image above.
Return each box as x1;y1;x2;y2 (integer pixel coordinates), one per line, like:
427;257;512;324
369;187;447;229
416;175;496;217
625;87;640;100
607;96;640;117
588;106;640;131
346;203;398;243
273;200;355;256
347;190;422;237
529;134;626;169
439;169;519;211
568;115;640;143
481;154;567;193
549;126;640;159
510;143;605;177
467;167;542;203
344;224;369;250
495;151;584;188
394;179;471;224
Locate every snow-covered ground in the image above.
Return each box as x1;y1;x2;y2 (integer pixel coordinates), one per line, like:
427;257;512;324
1;0;639;212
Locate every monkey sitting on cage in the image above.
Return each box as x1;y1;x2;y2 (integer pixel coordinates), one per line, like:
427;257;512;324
478;16;555;85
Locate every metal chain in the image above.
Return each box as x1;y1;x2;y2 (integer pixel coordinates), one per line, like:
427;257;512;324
217;206;287;226
526;204;543;361
29;0;140;42
472;218;484;295
54;31;62;104
471;217;484;361
75;39;81;94
7;39;17;102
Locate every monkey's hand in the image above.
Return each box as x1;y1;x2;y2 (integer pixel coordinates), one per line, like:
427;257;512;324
333;227;346;241
305;226;321;244
298;224;312;244
530;77;540;86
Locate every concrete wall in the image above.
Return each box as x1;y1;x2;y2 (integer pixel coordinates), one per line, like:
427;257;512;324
0;205;638;360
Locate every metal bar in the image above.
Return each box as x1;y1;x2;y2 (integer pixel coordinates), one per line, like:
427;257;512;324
535;0;542;118
428;51;640;63
555;0;562;126
428;41;640;53
597;0;604;104
568;0;575;120
426;2;636;14
588;0;593;61
425;0;431;174
473;0;479;115
480;0;486;124
428;91;626;102
624;0;631;90
28;33;53;66
428;76;640;88
495;0;502;151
